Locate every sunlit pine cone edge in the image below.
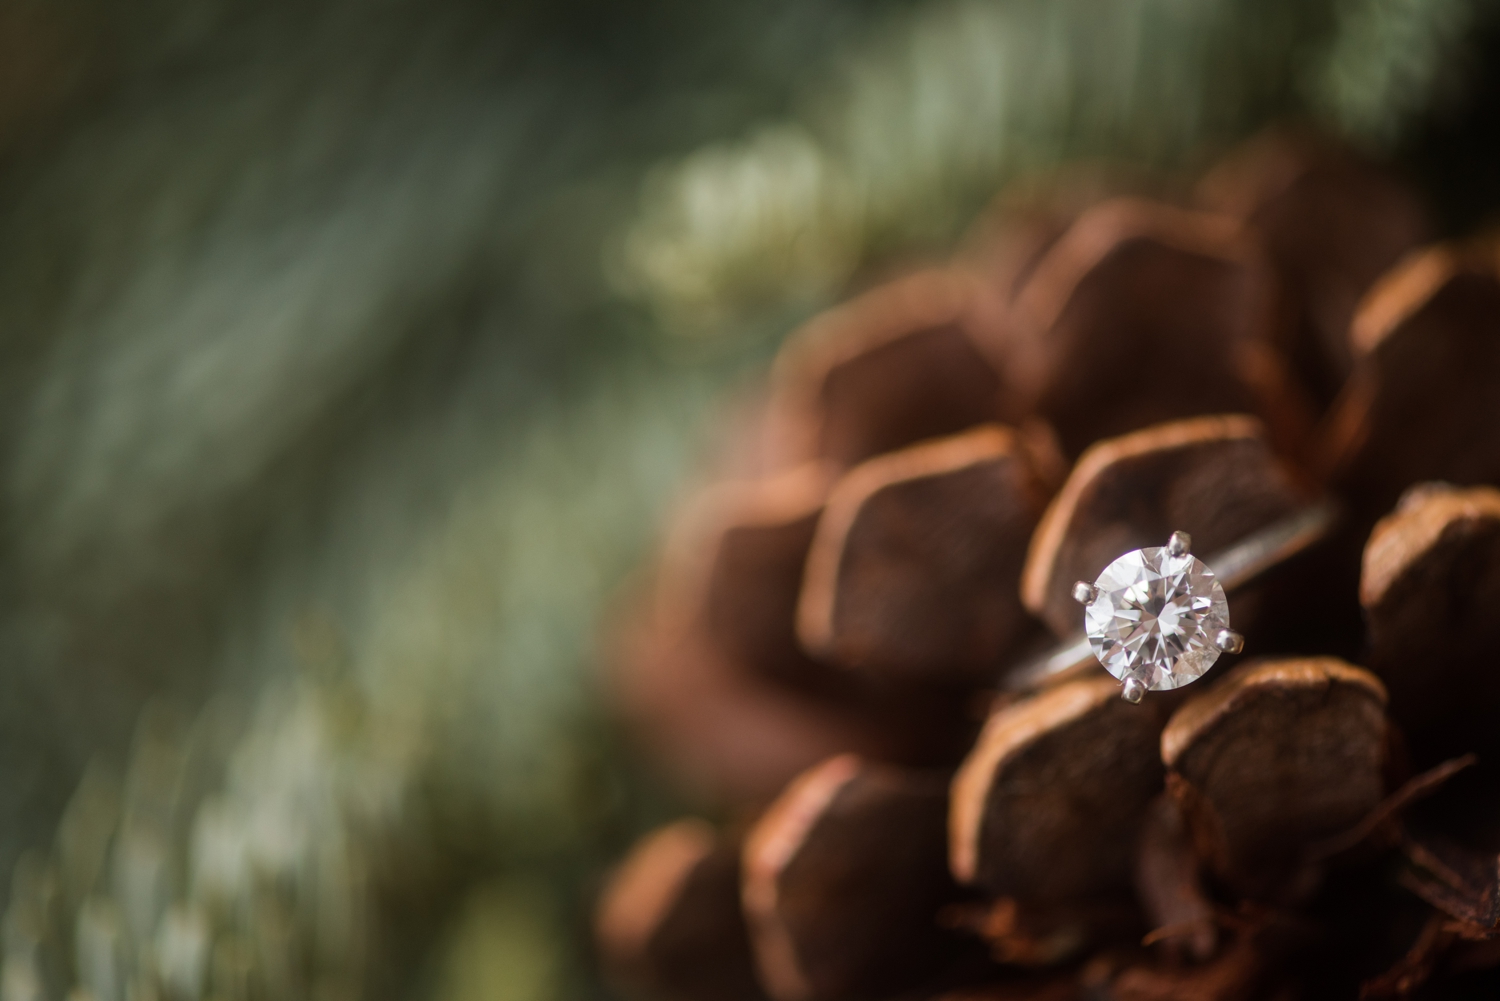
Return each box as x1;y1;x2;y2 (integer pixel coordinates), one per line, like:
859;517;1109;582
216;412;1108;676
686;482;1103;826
596;127;1500;1001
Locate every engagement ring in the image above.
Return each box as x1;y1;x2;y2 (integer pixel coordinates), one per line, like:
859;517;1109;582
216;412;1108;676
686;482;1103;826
1005;501;1338;702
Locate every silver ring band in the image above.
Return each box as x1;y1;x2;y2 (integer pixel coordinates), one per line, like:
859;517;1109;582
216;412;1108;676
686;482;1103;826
1002;499;1340;692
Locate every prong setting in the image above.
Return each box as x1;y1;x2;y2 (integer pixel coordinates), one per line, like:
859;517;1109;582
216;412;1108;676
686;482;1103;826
1082;535;1230;696
1120;677;1146;704
1214;629;1245;654
1167;530;1191;557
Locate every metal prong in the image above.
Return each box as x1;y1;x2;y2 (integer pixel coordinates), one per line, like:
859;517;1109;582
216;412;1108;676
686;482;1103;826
1215;629;1245;654
1167;530;1191;557
1071;580;1098;605
1121;677;1146;704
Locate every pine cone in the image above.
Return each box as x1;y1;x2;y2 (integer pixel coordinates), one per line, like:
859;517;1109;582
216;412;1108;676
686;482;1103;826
595;128;1500;1001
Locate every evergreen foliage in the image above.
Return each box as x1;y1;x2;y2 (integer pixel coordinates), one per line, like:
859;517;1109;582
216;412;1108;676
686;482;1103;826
0;0;1491;997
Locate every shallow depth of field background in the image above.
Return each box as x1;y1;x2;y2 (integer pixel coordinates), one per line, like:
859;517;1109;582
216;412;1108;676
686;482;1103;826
0;1;1496;999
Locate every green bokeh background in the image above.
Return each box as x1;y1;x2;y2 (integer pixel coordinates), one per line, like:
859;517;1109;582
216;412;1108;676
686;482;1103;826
0;1;1497;998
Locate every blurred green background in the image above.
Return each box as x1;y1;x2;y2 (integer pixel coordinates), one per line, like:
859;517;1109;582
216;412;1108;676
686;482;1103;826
0;1;1496;998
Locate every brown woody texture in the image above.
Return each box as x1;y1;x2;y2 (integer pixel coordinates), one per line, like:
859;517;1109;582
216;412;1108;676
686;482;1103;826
597;128;1500;1001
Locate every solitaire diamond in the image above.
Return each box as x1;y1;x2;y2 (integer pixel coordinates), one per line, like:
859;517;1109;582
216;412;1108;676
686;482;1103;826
1082;545;1229;692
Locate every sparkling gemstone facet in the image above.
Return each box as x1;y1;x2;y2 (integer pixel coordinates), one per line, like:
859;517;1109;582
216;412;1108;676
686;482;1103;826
1083;546;1228;692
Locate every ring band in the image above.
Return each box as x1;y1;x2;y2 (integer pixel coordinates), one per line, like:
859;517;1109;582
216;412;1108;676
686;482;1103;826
1002;499;1340;693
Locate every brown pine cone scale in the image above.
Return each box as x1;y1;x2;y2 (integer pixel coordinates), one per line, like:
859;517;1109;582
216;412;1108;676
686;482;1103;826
598;129;1500;1001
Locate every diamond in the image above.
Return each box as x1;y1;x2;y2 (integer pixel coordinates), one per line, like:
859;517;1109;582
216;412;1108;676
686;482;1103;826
1083;545;1229;692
